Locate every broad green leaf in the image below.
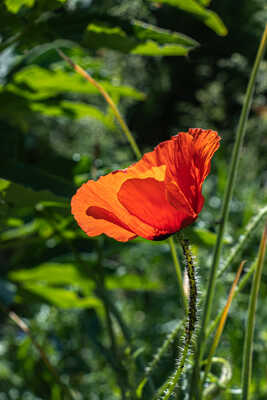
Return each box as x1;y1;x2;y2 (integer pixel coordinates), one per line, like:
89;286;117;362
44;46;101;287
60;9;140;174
196;0;211;5
149;0;227;36
9;262;95;288
9;263;161;292
4;0;35;14
132;41;189;56
22;283;102;309
11;66;145;100
0;179;10;192
30;101;116;130
106;274;162;291
0;159;75;197
133;20;198;47
1;220;40;241
84;19;198;56
61;101;115;129
1;180;67;210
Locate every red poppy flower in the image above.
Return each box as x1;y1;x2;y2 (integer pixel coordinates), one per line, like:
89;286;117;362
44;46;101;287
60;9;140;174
71;128;220;242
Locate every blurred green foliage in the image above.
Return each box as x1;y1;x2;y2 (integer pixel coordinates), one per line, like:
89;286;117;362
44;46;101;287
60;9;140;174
0;0;267;399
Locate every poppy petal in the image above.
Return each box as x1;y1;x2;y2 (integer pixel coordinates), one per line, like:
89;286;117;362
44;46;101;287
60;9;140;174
118;177;196;236
71;166;167;241
71;129;220;242
165;128;220;214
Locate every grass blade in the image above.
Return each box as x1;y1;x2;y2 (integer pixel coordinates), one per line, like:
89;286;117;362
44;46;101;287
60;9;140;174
241;223;267;399
190;24;267;399
203;260;245;385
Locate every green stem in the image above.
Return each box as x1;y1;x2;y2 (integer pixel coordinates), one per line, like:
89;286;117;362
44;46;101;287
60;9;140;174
207;258;257;339
169;236;188;313
217;205;267;278
137;320;183;398
190;24;267;399
241;224;267;400
155;236;198;400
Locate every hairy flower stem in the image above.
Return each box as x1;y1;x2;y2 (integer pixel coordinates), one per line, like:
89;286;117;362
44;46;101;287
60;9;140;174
190;24;267;399
155;235;197;400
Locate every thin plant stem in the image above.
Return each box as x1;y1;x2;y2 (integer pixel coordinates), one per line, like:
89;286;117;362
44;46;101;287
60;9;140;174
207;258;257;339
241;223;267;400
217;205;267;278
202;357;232;400
57;49;141;159
190;24;267;399
0;303;77;400
137;320;183;398
169;235;188;313
155;235;198;400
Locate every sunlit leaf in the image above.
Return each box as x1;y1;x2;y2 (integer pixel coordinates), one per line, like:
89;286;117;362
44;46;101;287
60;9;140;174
9;263;94;288
22;283;102;309
1;220;40;241
11;65;145;100
149;0;227;36
85;19;198;56
4;0;35;14
132;41;189;56
106;274;162;291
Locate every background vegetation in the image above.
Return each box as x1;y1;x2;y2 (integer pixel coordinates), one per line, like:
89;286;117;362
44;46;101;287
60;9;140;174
0;0;267;399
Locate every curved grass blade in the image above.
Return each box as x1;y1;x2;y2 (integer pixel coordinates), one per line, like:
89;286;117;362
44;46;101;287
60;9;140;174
190;24;267;399
241;223;267;400
203;260;245;386
217;205;267;278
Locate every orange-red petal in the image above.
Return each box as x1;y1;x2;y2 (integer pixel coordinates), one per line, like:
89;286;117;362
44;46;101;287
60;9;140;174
71;128;220;242
118;178;195;235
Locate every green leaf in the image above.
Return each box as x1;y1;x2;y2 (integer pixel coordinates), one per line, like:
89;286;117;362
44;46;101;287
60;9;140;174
9;263;161;292
0;159;75;198
4;0;35;14
1;220;40;241
9;262;101;309
9;262;95;288
11;65;145;100
132;40;189;56
30;100;116;130
106;274;162;291
1;180;67;209
22;283;102;309
84;19;198;56
149;0;227;36
133;20;198;47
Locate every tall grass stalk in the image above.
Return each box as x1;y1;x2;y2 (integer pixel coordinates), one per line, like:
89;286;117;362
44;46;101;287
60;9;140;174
217;205;267;278
241;224;267;400
190;24;267;398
